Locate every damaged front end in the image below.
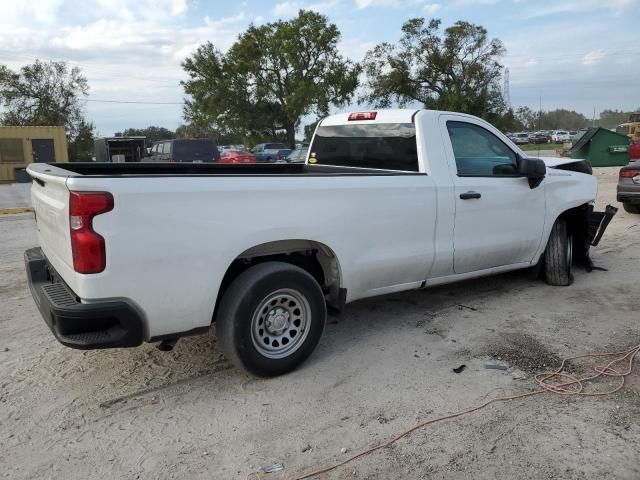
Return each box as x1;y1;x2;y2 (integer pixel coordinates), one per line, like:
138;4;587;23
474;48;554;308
568;203;618;271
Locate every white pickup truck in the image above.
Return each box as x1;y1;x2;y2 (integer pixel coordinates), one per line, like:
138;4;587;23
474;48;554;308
25;109;616;376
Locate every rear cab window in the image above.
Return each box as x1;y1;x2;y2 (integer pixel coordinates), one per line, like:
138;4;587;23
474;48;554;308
309;123;419;172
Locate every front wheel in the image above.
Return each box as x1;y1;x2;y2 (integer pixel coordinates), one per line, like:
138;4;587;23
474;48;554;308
544;218;573;286
216;262;326;377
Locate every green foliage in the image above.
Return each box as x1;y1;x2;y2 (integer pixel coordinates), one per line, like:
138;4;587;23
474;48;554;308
67;120;96;162
175;123;247;145
182;10;360;146
539;109;589;130
515;106;537;131
490;108;522;132
0;60;88;136
512;107;590;131
303;119;319;141
115;126;175;146
361;18;506;118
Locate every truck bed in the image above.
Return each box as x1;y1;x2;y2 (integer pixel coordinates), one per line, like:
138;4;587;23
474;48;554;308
31;162;418;177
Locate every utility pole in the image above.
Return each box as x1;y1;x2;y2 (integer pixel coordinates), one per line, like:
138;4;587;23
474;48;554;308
539;90;542;132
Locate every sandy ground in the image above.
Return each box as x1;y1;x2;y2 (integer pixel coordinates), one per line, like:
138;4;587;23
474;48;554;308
1;168;639;480
0;182;30;209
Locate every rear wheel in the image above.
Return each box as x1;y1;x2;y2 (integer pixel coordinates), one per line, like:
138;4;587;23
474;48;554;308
623;202;640;214
544;218;573;286
216;262;326;377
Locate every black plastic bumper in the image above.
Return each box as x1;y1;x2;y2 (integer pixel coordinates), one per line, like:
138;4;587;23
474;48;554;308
617;194;640;205
24;247;144;349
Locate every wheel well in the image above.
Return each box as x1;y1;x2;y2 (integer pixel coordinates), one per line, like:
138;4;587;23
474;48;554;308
214;240;343;322
557;204;590;263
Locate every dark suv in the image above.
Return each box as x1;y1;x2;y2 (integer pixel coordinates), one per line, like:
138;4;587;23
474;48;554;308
145;139;220;163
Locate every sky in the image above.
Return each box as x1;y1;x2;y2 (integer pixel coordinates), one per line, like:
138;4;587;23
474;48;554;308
0;0;638;135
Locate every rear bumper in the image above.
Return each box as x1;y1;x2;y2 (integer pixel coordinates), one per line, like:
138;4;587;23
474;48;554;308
25;247;144;349
617;189;640;204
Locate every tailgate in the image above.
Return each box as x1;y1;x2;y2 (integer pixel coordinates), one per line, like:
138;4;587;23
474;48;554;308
27;164;73;276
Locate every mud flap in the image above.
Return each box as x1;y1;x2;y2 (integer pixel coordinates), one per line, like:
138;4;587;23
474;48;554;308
587;204;618;247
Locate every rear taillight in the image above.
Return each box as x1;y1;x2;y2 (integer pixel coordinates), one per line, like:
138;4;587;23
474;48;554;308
620;169;640;178
69;192;114;274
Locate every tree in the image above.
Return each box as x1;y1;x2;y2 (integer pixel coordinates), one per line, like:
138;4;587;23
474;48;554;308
361;18;506;118
492;108;522;133
114;126;175;146
67;120;96;162
304;119;320;142
0;60;88;136
515;106;537;131
182;10;360;146
539;109;589;130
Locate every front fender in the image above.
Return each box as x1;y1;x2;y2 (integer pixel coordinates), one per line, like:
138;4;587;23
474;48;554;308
533;171;598;262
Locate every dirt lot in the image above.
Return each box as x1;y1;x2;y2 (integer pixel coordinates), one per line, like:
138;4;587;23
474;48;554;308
1;168;639;480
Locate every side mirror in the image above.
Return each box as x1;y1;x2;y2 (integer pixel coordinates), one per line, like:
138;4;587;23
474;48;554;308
518;156;546;188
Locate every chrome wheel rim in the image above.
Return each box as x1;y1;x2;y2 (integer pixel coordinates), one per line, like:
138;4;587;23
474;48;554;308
251;288;311;359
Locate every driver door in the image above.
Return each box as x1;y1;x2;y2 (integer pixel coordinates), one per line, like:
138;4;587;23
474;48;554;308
442;117;546;274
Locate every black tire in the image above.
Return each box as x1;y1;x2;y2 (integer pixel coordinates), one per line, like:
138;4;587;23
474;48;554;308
623;203;640;214
216;261;326;377
544;218;573;286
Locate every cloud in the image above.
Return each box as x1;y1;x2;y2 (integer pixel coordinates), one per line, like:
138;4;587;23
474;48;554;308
423;3;440;13
274;1;300;15
274;0;339;16
354;0;400;8
454;0;498;4
524;0;639;18
1;0;65;25
582;49;606;65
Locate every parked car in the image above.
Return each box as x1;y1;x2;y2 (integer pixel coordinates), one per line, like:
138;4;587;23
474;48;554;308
617;161;640;213
145;139;220;163
25;109;615;377
251;143;292;162
531;132;551;144
285;144;309;163
511;132;530;144
551;130;571;143
219;149;256;164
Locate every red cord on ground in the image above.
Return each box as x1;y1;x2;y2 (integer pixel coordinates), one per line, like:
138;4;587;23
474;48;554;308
288;343;640;480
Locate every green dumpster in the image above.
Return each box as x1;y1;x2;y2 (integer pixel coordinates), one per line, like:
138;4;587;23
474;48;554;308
570;127;629;167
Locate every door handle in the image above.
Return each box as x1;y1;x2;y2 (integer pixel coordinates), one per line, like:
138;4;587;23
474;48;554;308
460;191;481;200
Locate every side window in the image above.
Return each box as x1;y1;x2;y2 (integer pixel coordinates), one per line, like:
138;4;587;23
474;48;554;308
446;121;518;176
165;142;172;154
152;143;159;153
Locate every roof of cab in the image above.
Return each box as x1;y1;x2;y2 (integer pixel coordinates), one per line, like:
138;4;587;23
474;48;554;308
320;109;421;126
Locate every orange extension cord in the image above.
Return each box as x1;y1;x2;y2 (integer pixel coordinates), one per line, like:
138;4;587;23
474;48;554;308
289;343;640;480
